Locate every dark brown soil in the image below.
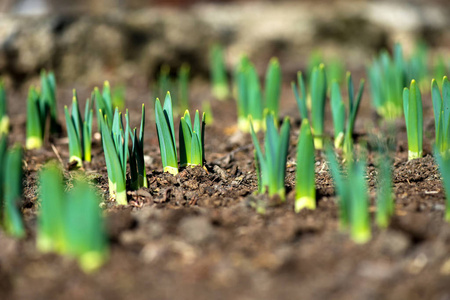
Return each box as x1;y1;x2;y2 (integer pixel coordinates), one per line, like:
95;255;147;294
1;77;450;300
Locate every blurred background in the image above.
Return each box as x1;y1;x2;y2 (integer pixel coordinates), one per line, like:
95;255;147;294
0;0;448;87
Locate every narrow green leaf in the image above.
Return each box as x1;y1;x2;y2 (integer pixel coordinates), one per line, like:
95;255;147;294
37;162;66;252
265;57;281;118
155;98;178;174
295;119;316;212
26;86;43;149
3;145;25;238
65;105;82;167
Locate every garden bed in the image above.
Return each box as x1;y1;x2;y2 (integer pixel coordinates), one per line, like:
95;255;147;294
1;77;449;300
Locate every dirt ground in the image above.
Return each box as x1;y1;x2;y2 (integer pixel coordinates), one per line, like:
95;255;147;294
1;74;450;300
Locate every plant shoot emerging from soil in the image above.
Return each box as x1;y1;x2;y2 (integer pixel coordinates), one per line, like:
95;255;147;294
403;80;423;160
326;146;371;243
0;81;8;135
155;92;179;175
37;163;108;272
432;76;450;158
292;64;327;149
1;144;25;238
129;104;148;190
295;119;316;212
331;73;365;153
64;90;93;167
179;109;206;168
251;114;290;201
101;108;129;205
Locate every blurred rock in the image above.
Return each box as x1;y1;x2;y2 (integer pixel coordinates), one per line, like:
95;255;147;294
178;215;214;244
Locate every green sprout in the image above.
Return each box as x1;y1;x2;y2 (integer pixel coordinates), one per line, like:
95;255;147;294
101;108;129;205
326;146;371;243
431;76;450;158
26;86;45;149
0;81;9;135
64;90;93;167
292;64;327;149
434;148;450;221
368;44;405;120
250;114;290;201
37;162;108;272
264;57;281;120
235;56;263;132
0;136;6;224
403;80;423;160
129;104;147;190
235;56;281;132
179;110;206;168
155;92;178;175
210;44;229;100
94;81;114;130
40;70;59;134
1;144;25;238
37;162;67;253
65;179;109;273
295;119;316;212
375;154;394;228
331;73;365;153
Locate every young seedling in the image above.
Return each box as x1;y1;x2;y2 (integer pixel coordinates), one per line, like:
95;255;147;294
155;92;178;175
37;162;67;253
0;81;8;135
0;136;5;224
326;146;371;243
431;76;450;158
26;86;45;149
235;56;263;132
434;148;450;221
64;90;93;167
264;57;281;120
292;64;327;149
250;114;290;201
101;108;129;205
210;44;229;100
129;104;148;190
65;178;109;273
403;80;423;160
235;56;282;132
2;145;25;238
367;44;405;120
331;73;365;153
295;119;316;212
94;81;114;130
40;70;59;134
37;162;108;272
179;110;206;168
375;154;394;228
